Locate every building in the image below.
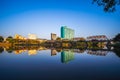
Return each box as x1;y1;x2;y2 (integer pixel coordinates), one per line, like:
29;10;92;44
37;38;47;43
14;34;26;40
28;34;37;40
51;33;57;40
61;26;74;40
73;37;86;41
87;35;108;41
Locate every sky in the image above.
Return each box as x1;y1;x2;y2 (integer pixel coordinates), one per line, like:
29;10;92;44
0;0;120;39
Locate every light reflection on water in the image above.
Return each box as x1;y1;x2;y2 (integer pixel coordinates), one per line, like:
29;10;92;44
0;47;120;80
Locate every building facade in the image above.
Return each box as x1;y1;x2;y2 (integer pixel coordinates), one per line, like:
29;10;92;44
87;35;108;41
73;37;86;41
61;26;74;40
14;34;26;40
28;34;37;40
51;33;57;40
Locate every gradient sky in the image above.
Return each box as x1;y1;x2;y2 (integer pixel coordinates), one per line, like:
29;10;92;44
0;0;120;39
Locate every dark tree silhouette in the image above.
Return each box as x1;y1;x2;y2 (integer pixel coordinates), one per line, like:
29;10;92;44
113;48;120;57
113;33;120;42
6;36;13;43
0;36;4;42
56;37;62;41
7;36;13;38
92;0;120;12
0;47;4;53
6;49;13;53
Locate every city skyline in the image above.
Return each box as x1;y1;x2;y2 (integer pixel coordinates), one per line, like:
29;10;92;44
0;0;120;39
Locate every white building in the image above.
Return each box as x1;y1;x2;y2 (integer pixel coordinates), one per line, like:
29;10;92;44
28;34;37;39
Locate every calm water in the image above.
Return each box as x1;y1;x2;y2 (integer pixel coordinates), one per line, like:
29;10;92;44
0;49;120;80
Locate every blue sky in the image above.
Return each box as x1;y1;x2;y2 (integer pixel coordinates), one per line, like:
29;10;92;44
0;0;120;39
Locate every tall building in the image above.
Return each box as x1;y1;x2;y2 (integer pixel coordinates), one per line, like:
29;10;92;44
51;33;57;40
61;26;74;40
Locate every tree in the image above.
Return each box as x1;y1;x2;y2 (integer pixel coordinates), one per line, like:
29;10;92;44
56;37;62;41
0;36;4;42
6;47;13;53
113;48;120;57
113;33;120;42
6;36;13;43
92;0;120;12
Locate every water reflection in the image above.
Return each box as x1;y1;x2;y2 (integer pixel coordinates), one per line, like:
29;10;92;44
1;46;120;80
0;46;120;64
61;50;74;63
0;47;4;53
87;50;108;56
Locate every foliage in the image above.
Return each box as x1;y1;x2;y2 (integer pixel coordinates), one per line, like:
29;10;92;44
113;42;120;47
6;47;13;53
0;36;4;42
6;36;13;43
113;33;120;42
56;37;62;41
92;0;120;12
113;48;120;57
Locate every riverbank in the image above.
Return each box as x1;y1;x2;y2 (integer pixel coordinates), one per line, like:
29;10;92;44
0;43;11;47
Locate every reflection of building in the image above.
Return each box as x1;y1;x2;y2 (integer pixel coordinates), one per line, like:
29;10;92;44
28;50;37;55
61;26;74;40
51;33;57;40
28;34;37;39
87;35;108;41
87;50;108;56
73;37;85;41
73;49;85;53
14;50;26;54
61;50;74;63
38;46;47;50
51;49;57;56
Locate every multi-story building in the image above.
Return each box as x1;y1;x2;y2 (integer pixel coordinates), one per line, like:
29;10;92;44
14;34;26;40
28;34;37;40
61;26;74;40
51;33;57;40
87;35;108;41
73;37;86;41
